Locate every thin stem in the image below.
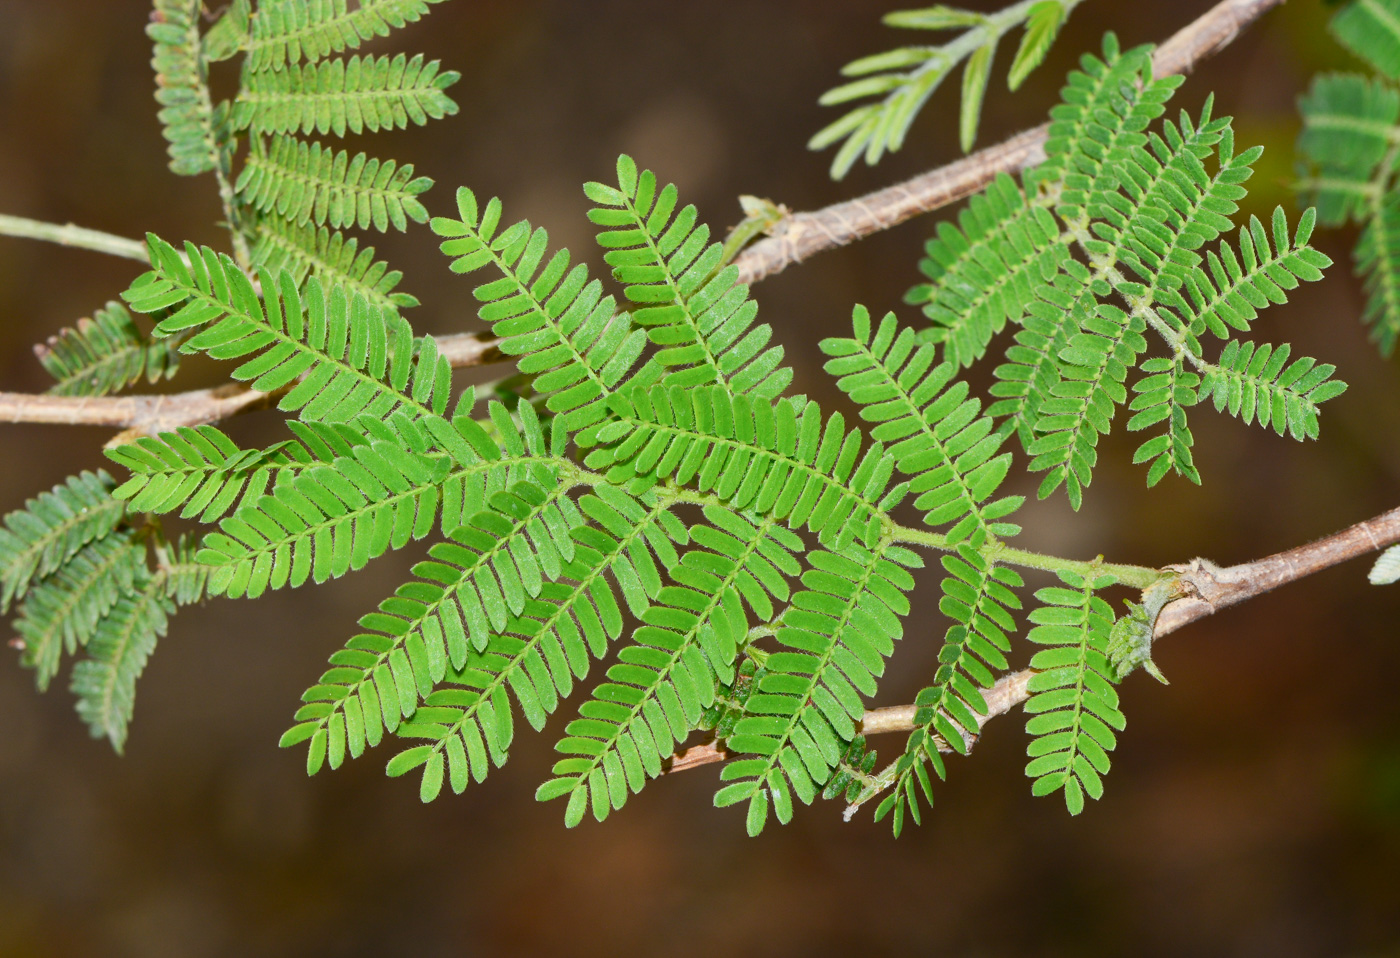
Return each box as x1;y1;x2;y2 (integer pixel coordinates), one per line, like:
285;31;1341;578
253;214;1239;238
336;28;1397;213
668;502;1400;784
887;522;1160;588
0;214;150;263
731;0;1286;285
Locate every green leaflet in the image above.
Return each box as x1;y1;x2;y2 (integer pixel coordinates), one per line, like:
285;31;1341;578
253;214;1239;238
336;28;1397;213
284;477;588;775
63;542;206;755
715;542;920;836
539;509;802;826
122;236;454;424
236;135;433;233
245;0;449;72
911;36;1335;506
585;156;791;401
232;52;459;137
588;385;906;549
36;301;181;397
1127;357;1200;487
69;576;172;753
1158;209;1331;342
1331;0;1400;80
1199;340;1347;439
148;0;222;176
105;425;317;523
1355;191;1400;356
195;400;561;598
1297;73;1398;226
14;533;147;691
432;187;646;442
1026;297;1148;509
1023;568;1123;814
249;219;418;312
821;305;1022;546
385;489;688;800
907;171;1069;369
810;0;1084;177
871;546;1023;835
1294;6;1400;358
0;471;126;613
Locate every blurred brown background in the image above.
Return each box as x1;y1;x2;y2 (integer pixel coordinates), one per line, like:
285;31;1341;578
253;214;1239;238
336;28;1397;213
1;1;1398;955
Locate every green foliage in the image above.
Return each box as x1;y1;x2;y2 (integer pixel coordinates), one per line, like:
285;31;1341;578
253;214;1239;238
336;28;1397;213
388;489;687;800
1295;2;1400;356
148;0;224;175
872;545;1023;834
237;136;432;232
1199;341;1346;440
69;576;171;752
432;187;645;441
232;52;458;137
36;302;181;397
585;156;791;400
905;38;1336;509
586;386;906;550
811;0;1084;176
67;539;208;752
908;172;1069;369
105;425;316;523
541;509;802;826
1330;0;1400;80
249;219;418;311
245;0;447;72
1296;74;1397;225
0;471;125;612
717;543;919;835
5;1;1363;840
14;533;146;691
1022;569;1122;814
123;236;455;424
820;306;1022;546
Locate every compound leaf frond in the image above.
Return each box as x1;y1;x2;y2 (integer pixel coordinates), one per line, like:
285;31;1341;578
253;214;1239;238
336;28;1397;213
233;52;460;137
237;135;432;233
385;489;688;801
122;236;453;424
821;306;1021;545
69;576;173;753
588;386;906;549
0;471;126;613
716;542;920;835
36;302;182;397
811;0;1084;177
585;156;791;401
14;533;147;691
1200;340;1347;439
540;509;802;826
148;0;222;175
432;188;647;442
1023;568;1122;814
249;219;418;311
245;0;447;72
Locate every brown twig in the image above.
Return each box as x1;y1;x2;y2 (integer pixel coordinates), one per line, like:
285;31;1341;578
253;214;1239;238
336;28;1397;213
665;503;1400;777
731;0;1285;286
0;331;500;433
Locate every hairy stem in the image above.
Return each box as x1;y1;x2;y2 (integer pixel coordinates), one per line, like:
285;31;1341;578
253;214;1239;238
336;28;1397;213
0;214;151;263
667;502;1400;778
732;0;1285;285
